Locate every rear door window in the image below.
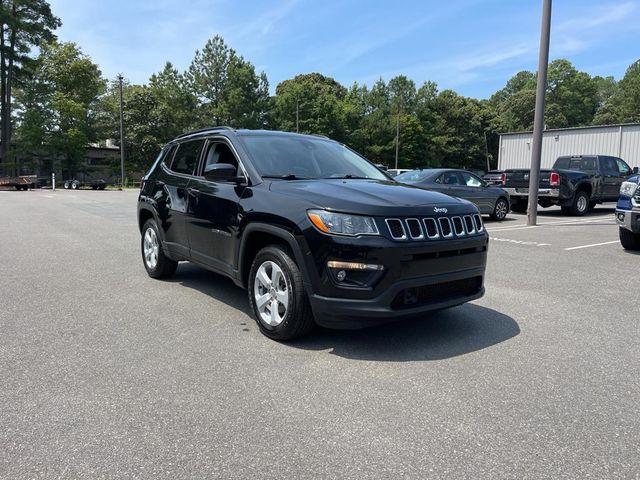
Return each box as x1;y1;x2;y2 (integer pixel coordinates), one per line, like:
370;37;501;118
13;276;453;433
461;172;483;187
170;140;205;175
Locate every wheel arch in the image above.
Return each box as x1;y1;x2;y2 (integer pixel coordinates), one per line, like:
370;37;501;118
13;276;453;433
238;223;310;290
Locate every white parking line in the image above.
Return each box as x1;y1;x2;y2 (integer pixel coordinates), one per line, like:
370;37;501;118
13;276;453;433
491;237;551;247
486;217;613;232
564;240;619;251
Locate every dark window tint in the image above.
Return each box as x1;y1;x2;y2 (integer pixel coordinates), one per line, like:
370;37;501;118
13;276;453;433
554;156;597;171
202;142;239;175
170;140;204;175
600;156;619;175
441;172;462;185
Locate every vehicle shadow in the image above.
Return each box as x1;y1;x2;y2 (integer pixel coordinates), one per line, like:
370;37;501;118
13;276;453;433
168;263;252;316
169;265;520;362
288;304;520;362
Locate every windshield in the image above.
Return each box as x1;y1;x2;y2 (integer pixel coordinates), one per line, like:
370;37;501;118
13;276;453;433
240;135;389;180
395;170;432;182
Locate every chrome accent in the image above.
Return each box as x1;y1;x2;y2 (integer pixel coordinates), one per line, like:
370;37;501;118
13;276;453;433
438;217;454;238
405;218;424;240
385;218;407;240
451;216;465;236
423;218;440;239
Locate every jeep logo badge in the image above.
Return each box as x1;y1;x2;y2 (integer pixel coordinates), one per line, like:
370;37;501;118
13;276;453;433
433;207;448;213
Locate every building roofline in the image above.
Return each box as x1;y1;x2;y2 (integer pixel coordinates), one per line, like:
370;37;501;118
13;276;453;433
499;122;640;136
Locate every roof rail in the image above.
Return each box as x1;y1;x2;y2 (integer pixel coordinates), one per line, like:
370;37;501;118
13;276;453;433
175;126;235;139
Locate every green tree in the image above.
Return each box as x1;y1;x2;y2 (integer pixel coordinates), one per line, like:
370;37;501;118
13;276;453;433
16;41;105;178
271;72;348;141
0;0;60;174
596;60;640;124
186;35;269;128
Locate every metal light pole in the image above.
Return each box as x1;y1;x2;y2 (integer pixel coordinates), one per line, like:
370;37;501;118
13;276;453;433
527;0;552;226
117;74;125;190
394;114;400;170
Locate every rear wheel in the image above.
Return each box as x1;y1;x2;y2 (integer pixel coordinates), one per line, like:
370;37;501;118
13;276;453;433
566;190;589;216
248;245;314;340
63;181;70;189
619;227;640;251
490;197;509;221
141;219;178;278
511;199;527;213
71;180;79;190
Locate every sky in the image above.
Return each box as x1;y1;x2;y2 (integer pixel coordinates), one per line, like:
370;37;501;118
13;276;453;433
47;0;640;99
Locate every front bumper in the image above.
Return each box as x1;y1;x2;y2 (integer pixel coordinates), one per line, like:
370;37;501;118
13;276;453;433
616;208;640;233
299;227;488;329
309;268;485;329
503;187;560;198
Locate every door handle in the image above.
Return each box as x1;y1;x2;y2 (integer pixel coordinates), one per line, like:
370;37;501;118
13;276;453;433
187;187;200;197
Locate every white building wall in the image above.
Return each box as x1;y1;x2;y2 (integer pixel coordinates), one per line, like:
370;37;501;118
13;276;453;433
498;124;640;170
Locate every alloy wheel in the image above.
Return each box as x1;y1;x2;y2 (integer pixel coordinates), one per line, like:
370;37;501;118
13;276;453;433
143;227;159;269
254;260;289;326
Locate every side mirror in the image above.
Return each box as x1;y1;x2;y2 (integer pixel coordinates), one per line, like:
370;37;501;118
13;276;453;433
633;166;639;175
204;163;242;182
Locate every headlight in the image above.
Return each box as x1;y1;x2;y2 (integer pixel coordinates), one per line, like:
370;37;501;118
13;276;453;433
620;181;639;198
307;209;379;236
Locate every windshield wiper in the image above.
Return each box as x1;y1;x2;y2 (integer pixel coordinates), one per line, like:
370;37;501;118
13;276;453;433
262;174;315;180
327;174;370;179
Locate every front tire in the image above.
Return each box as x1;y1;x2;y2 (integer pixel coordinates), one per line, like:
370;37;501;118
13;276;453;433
490;197;509;221
248;245;314;340
141;219;178;279
71;180;79;190
63;181;70;189
619;227;640;251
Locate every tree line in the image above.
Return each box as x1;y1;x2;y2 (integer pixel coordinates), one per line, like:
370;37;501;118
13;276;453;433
2;1;640;178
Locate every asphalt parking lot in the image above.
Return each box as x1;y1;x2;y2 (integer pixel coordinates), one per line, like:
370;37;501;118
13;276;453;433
1;190;638;479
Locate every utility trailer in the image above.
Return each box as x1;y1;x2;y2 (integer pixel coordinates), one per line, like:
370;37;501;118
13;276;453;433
0;175;36;190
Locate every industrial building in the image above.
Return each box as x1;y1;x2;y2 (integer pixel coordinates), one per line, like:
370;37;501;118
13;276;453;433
498;123;640;170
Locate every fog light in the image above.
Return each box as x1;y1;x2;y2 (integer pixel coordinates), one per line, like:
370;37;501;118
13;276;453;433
326;260;384;271
617;212;625;221
336;270;347;282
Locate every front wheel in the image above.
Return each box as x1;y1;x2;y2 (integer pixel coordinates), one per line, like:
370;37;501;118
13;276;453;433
71;181;79;190
141;219;178;278
619;227;640;251
490;198;509;221
248;245;314;340
63;181;70;189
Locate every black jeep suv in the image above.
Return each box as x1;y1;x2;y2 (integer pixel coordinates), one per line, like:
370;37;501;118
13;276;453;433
138;127;488;340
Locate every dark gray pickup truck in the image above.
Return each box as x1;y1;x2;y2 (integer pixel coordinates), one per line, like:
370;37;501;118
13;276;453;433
503;155;638;215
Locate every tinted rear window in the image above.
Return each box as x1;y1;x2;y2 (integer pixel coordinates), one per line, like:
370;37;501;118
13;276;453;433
553;157;596;171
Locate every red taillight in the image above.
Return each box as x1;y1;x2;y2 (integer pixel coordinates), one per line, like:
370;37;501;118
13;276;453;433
550;172;560;186
501;173;506;186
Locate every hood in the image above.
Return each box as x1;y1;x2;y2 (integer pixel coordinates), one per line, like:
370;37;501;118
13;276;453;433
268;179;478;216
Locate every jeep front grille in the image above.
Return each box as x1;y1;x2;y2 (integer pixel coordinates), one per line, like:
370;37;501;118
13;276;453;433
384;214;484;241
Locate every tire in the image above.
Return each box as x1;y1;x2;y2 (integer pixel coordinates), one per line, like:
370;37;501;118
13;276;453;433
511;199;527;213
71;181;79;190
567;190;589;216
98;185;106;190
490;197;509;221
619;227;640;251
63;181;70;189
141;219;178;279
248;245;315;340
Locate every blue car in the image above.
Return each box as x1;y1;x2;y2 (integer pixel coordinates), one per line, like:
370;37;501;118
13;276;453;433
616;174;640;250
